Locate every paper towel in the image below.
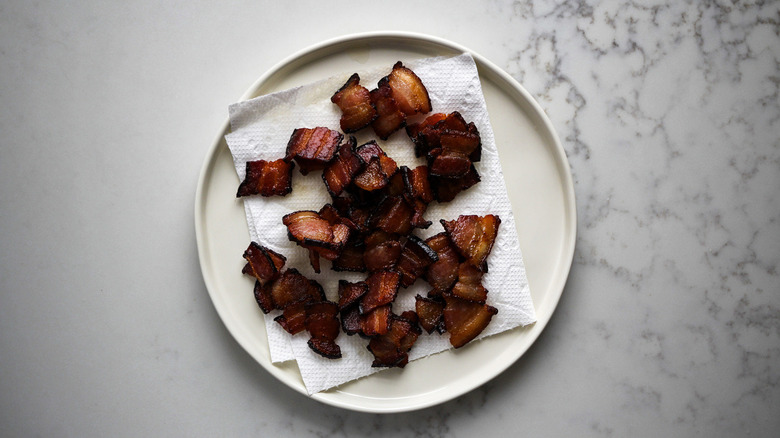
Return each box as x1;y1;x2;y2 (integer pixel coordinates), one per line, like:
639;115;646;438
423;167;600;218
225;53;536;394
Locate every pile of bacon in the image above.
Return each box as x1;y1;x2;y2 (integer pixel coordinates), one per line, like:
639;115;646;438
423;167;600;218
237;61;502;367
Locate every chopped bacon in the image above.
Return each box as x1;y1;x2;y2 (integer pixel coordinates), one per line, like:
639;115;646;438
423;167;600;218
360;270;401;314
361;304;391;336
424;233;461;295
305;301;342;359
331;73;377;133
363;231;402;272
267;268;325;310
352;158;389;192
371;196;414;236
367;313;421;368
370;83;406;140
396;235;439;287
242;242;286;287
407;111;482;164
274;300;307;335
382;62;432;116
253;280;275;314
331;240;365;272
441;215;501;270
340;305;363;336
430;164;481;202
402;165;434;204
284;127;343;174
283;210;351;261
451;263;488;302
428;148;472;178
443;293;498;348
236;159;295;198
415;295;445;334
441;127;481;162
322;137;364;197
337;280;368;310
407;113;447;157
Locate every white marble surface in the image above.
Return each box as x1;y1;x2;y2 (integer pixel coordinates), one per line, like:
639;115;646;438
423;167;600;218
1;1;777;436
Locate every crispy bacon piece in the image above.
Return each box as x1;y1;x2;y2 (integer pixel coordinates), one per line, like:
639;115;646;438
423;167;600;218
305;301;342;359
363;231;402;272
285;127;343;175
402;165;434;204
367;312;421;368
361;270;401;314
351;141;399;193
331;73;377;133
371;196;414;235
283;210;351;261
322;137;364;197
424;233;461;295
252;281;275;314
369;83;406;140
441;215;501;270
382;61;432;116
267;268;326;310
236;159;295;198
274;300;308;335
340;305;363;336
338;280;368;310
430;164;481;202
415;295;445;334
451;263;488;302
396;235;439;287
242;242;286;287
443;294;498;348
331;240;366;272
428;148;472;178
407;111;482;163
361;304;391;336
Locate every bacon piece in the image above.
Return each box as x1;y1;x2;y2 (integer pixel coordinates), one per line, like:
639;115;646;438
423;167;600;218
267;268;325;310
430;164;481;202
443;294;497;348
370;83;406;140
371;196;414;235
428;148;472;178
337;280;368;310
402;165;434;204
331;73;377;133
284;127;343;175
382;62;432;116
361;270;401;314
441;215;501;270
253;280;275;314
440;129;481;162
274;300;307;335
283;210;350;261
363;231;402;272
451;263;488;302
351;141;398;193
396;235;438;287
346;206;372;235
424;233;461;295
415;295;445;334
407;113;447;157
242;242;286;287
361;304;391;336
322;136;364;197
236;159;295;198
305;301;342;359
367;313;421;368
331;240;365;272
340;305;363;336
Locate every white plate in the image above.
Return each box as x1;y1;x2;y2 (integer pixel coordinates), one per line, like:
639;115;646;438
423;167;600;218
195;31;576;413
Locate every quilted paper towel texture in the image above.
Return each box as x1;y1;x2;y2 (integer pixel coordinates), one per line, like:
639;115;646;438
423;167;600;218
225;54;536;394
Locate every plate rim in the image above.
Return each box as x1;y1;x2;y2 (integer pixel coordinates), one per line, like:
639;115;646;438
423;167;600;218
195;30;576;413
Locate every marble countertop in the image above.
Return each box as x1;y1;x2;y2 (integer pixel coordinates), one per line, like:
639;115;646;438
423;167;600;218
1;1;777;436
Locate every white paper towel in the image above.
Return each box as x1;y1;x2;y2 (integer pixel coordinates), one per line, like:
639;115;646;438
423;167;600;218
225;53;536;394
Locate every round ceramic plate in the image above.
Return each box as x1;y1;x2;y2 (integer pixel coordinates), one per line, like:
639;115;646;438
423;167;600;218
195;31;576;413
